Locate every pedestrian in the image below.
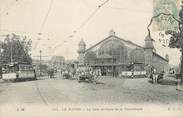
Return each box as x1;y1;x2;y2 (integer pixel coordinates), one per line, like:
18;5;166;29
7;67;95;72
153;68;157;83
48;68;54;79
60;69;63;76
131;71;134;79
148;66;154;83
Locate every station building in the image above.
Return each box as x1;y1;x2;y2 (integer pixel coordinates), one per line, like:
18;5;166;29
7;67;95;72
77;30;169;76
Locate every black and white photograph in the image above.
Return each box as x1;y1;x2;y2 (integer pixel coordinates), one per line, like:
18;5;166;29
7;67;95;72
0;0;183;116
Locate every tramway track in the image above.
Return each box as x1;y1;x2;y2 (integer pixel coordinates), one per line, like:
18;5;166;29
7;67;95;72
34;82;48;106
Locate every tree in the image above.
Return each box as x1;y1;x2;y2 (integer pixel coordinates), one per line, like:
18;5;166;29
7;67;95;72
165;1;183;83
0;33;32;64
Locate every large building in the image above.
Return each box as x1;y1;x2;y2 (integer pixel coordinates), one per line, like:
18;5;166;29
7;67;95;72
77;30;169;76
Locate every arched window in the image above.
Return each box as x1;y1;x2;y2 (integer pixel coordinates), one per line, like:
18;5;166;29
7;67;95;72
98;40;127;63
130;48;145;63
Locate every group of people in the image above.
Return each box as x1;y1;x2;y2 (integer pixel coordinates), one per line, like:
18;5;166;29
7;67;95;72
59;67;102;81
76;67;102;80
148;66;164;83
61;69;76;79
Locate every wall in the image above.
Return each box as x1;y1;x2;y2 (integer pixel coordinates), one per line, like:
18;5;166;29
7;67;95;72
144;49;153;66
78;53;85;66
152;54;169;73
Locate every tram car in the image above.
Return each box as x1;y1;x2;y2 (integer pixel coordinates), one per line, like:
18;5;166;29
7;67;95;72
1;62;37;81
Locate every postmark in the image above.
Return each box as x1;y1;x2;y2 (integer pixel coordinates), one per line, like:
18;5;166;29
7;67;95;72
148;0;181;47
153;0;180;31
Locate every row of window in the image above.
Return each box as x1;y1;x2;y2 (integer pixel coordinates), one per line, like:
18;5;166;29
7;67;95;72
98;41;145;63
1;65;34;73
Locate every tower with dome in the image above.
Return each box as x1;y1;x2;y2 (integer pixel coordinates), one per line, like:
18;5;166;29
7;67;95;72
77;30;169;76
77;39;86;66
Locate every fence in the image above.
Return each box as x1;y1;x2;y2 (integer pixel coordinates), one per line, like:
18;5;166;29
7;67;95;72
119;71;147;78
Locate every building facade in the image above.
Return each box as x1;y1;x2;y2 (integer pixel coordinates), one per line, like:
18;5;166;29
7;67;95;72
77;30;169;76
50;56;65;71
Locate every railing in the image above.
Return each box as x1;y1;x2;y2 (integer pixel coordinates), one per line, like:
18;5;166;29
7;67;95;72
119;71;147;78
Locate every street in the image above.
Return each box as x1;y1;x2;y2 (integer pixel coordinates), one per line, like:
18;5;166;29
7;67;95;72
0;76;183;106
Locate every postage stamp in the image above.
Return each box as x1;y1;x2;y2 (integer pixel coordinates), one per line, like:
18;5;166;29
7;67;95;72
152;0;180;31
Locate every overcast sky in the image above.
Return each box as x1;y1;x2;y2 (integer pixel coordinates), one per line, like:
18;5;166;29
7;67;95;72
0;0;181;65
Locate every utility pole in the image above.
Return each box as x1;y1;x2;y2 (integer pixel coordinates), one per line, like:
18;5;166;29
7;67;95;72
33;50;48;76
39;50;42;76
10;39;13;63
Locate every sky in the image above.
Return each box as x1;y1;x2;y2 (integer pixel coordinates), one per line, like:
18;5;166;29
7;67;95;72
0;0;181;65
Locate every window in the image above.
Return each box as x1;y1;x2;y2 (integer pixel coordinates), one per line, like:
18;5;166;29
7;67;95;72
130;49;145;63
99;40;127;63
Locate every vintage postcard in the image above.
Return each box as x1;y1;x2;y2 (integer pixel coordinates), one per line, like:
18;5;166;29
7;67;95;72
0;0;183;116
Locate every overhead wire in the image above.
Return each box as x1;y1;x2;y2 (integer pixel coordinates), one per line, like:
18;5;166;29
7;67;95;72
0;0;19;16
82;0;151;14
101;6;151;14
39;0;54;34
0;0;53;58
34;0;54;51
52;0;110;54
0;0;19;34
0;0;52;36
52;0;151;57
75;8;99;33
0;0;34;39
2;0;151;57
74;0;110;33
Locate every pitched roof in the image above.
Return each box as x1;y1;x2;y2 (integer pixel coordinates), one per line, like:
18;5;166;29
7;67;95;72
86;35;143;52
85;34;168;63
153;52;168;62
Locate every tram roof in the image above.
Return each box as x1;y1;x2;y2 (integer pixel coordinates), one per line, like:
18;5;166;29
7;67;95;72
0;62;32;66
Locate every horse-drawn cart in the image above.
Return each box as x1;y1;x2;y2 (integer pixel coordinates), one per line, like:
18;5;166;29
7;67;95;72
149;72;164;83
78;74;94;83
62;72;71;79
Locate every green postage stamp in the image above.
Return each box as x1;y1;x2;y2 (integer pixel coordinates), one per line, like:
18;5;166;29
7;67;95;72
153;0;180;31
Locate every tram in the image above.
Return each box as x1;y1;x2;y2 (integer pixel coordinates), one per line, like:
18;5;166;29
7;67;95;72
1;62;37;81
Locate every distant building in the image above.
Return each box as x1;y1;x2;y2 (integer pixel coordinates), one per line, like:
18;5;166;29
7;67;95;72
77;30;169;76
32;59;50;76
50;56;65;70
32;59;50;66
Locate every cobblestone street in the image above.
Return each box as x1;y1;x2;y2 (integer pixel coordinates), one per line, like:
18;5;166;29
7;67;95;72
0;76;182;106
